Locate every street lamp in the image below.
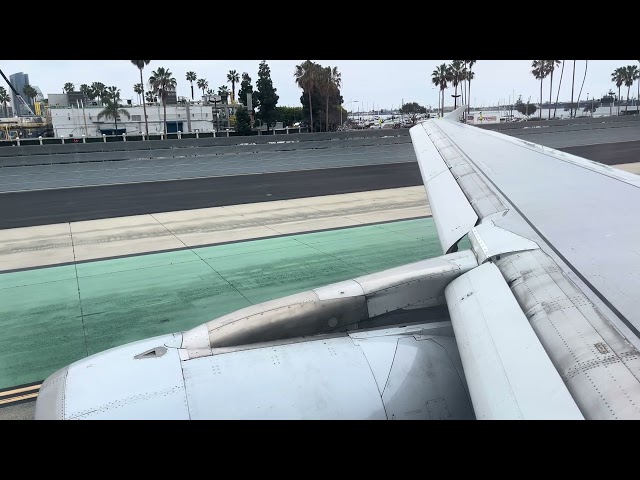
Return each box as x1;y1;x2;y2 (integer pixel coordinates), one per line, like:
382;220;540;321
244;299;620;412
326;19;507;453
451;94;461;110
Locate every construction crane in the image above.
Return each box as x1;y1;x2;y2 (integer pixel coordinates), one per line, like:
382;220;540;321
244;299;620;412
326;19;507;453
0;68;36;116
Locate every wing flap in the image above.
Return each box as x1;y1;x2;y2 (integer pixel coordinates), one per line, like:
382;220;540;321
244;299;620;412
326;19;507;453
410;123;478;253
445;262;584;420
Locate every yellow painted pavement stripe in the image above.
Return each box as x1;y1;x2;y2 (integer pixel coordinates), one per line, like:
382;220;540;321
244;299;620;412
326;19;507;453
0;384;41;398
0;391;39;405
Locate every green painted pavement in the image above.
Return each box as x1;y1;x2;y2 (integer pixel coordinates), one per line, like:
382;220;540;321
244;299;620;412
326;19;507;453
0;271;86;389
0;217;467;390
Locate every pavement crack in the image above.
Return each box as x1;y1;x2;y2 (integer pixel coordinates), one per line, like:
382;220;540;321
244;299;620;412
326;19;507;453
149;214;253;305
69;223;90;357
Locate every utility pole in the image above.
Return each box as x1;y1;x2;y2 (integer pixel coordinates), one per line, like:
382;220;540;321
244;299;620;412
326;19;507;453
570;60;576;119
81;99;88;136
213;98;219;132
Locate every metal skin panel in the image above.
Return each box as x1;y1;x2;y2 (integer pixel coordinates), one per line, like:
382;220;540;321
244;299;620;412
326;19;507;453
313;279;365;300
468;220;539;264
205;294;368;349
425;170;479;253
33;366;68;420
355;337;400;394
468;122;640;188
497;250;640;419
365;274;451;317
181;290;367;351
359;251;477;317
445;262;584;420
35;319;476;419
349;320;455;340
182;336;387;420
180;322;474;420
356;251;477;295
435;118;640;335
473;196;508;219
37;334;190;420
180;252;477;355
381;337;475;420
408;123;449;181
410;123;478;253
425;119;506;221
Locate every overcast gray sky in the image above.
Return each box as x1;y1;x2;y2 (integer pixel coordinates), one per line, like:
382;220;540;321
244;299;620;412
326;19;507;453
1;60;638;110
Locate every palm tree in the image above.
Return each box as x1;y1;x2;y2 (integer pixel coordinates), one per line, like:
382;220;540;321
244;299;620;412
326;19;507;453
431;63;450;117
553;61;565;118
186;71;197;100
97;97;130;133
197;78;208;99
546;60;561;119
575;60;588;115
531;60;547;119
91;82;107;105
294;60;319;132
624;65;638;113
324;66;341;132
145;91;156;103
131;60;151;138
459;66;468;105
637;61;640;107
611;67;625;116
63;82;75;93
0;86;10;117
227;70;240;103
449;60;465;109
79;84;92;102
148;67;177;138
464;60;476;116
318;67;333;132
628;65;640;110
106;85;120;103
133;83;144;105
217;85;229;106
22;84;37;105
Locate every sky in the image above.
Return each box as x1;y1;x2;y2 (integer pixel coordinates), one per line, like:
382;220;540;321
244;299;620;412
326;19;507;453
1;60;638;111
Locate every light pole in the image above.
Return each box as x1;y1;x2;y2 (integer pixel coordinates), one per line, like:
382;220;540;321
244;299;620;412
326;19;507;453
451;94;461;110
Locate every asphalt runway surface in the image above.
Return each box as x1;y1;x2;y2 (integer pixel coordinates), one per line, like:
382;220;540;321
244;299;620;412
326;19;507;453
558;140;640;165
506;125;640;149
1;135;639;229
0;142;414;194
0;162;423;229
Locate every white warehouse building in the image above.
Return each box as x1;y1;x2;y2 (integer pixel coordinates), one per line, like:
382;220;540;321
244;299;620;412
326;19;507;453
49;102;222;137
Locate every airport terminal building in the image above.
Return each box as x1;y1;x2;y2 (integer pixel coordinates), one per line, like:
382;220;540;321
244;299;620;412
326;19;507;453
48;103;224;137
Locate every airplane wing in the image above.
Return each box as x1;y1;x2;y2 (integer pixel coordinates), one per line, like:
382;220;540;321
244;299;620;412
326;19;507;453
34;108;640;420
410;108;640;419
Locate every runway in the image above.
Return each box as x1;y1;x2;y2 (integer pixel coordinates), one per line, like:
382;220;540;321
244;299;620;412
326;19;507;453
2;135;639;230
0;141;414;193
557;140;640;165
0;162;422;229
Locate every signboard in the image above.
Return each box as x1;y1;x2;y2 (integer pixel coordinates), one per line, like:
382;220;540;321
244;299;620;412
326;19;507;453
247;93;252;111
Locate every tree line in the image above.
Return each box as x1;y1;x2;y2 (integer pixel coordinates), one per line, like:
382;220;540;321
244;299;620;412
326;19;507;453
431;60;476;117
54;61;283;138
611;64;640;114
530;60;640;120
294;60;344;132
